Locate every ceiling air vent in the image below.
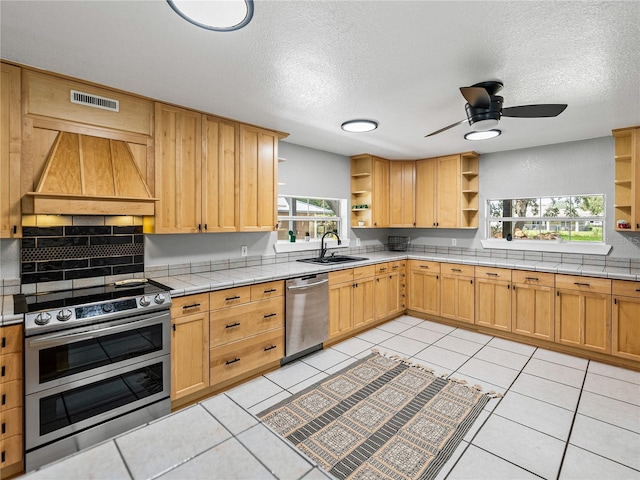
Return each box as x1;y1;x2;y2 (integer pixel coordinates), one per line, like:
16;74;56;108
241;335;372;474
70;89;119;112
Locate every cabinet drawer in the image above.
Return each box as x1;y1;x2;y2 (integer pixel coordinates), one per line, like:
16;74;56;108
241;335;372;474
210;328;284;384
555;274;611;295
0;407;22;439
210;297;284;348
442;263;474;277
171;293;209;317
329;269;354;285
410;260;440;273
210;286;251;310
0;326;22;355
354;265;375;280
389;260;405;272
0;433;23;467
512;270;555;288
475;266;512;282
0;353;21;384
375;263;390;275
0;380;21;410
612;279;640;299
250;281;284;301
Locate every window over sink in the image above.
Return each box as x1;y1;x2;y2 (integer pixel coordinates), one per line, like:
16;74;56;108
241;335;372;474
277;195;347;242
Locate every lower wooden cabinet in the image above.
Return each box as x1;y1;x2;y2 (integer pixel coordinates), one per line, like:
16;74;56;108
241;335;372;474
612;279;640;361
374;262;404;321
511;271;555;341
440;263;475;324
555;275;611;354
475;267;512;332
329;266;376;338
170;293;210;400
353;267;376;329
0;324;23;479
408;260;440;316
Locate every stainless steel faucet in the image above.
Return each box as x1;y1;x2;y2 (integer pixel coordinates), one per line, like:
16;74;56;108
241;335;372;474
320;231;341;259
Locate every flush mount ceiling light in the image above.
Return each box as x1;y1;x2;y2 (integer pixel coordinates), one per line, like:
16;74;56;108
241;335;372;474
341;119;378;133
464;129;501;141
167;0;254;32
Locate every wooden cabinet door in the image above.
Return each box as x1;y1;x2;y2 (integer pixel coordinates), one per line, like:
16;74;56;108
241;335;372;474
612;295;640;361
441;275;474;324
0;63;21;238
408;269;440;316
374;274;389;320
329;281;354;339
155;103;202;233
202;115;238;232
415;158;437;227
556;290;611;354
353;277;375;328
512;284;555;341
389;160;415;227
436;155;461;228
372;157;389;227
171;310;210;399
386;271;401;317
475;279;511;331
239;125;278;231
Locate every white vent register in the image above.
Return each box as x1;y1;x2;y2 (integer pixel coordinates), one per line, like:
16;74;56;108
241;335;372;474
70;89;119;112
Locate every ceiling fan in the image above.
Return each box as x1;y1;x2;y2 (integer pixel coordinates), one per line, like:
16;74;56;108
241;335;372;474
425;81;567;137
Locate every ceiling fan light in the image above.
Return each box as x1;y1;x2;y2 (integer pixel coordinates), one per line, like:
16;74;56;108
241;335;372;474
341;119;378;133
470;118;500;131
167;0;254;31
464;129;501;141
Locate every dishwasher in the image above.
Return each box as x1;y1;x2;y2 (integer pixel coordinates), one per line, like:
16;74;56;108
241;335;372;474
283;273;329;364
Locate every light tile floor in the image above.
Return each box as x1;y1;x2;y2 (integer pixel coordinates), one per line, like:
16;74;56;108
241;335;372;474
25;315;640;480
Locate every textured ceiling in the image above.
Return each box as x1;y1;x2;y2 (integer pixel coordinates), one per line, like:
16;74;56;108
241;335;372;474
1;1;639;159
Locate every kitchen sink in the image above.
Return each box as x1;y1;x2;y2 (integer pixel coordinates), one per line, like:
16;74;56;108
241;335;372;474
298;255;368;265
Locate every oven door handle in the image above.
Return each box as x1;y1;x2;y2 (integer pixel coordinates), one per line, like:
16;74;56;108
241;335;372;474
27;313;169;348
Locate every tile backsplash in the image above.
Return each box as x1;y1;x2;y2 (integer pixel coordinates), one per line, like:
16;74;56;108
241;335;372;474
21;225;144;284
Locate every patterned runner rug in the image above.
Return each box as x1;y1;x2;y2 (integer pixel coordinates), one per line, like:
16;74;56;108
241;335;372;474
259;351;501;480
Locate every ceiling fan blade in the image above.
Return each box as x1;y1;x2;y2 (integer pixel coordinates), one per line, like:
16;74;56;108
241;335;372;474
425;118;468;137
502;104;568;118
460;87;491;108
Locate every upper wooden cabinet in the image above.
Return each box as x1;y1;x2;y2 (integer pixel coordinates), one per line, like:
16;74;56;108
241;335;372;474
389;160;415;227
613;126;640;231
0;63;21;238
239;125;278;232
416;152;479;229
350;155;390;228
154;103;203;233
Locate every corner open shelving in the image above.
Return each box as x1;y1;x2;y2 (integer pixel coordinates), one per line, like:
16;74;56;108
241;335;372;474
350;155;373;227
460;152;479;228
613;127;639;231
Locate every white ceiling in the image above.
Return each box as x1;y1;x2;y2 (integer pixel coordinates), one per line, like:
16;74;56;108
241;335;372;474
1;1;639;159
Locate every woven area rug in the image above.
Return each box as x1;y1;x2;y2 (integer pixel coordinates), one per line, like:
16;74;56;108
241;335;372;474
259;351;501;480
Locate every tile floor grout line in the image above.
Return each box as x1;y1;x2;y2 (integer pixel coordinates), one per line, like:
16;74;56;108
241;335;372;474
112;440;136;480
554;359;590;480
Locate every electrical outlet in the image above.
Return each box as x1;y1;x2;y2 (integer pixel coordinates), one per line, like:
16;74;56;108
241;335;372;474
241;245;248;256
356;238;361;247
451;238;457;246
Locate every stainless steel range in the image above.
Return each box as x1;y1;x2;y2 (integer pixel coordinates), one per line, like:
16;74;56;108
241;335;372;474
15;279;172;471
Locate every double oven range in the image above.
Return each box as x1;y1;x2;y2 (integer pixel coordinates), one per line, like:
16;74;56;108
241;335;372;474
15;279;172;471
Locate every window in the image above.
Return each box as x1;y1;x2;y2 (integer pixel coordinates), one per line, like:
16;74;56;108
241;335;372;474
277;196;345;242
488;195;605;243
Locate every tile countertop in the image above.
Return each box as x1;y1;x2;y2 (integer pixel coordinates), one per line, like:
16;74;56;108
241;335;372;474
2;251;640;324
149;252;640;299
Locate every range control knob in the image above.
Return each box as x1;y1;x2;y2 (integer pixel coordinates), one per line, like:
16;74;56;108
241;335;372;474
102;303;114;313
139;296;151;307
34;312;52;326
154;293;166;304
57;309;72;321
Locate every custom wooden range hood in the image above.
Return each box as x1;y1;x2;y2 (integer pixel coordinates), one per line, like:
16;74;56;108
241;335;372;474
27;132;157;215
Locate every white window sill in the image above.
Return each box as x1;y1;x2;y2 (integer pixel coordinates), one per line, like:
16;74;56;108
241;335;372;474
273;239;350;253
481;239;611;255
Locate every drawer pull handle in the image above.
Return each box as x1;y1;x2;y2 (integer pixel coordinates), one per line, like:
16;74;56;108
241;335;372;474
392;265;399;270
419;265;429;269
264;289;277;293
525;277;539;281
264;345;277;352
1;394;5;405
636;289;640;292
1;337;5;348
1;451;4;463
1;422;4;434
182;303;201;309
1;366;4;377
226;322;241;328
486;272;499;276
225;358;241;365
263;313;277;319
379;268;387;272
225;295;241;301
574;282;590;287
451;268;462;272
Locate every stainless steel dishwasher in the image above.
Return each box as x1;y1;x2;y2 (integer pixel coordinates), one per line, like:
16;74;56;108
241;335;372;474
283;273;329;364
